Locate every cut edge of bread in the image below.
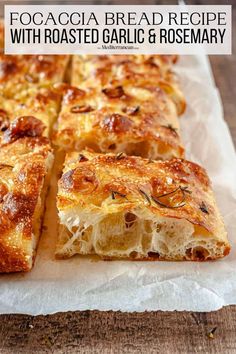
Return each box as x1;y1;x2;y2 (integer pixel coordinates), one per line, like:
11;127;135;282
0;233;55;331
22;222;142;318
55;206;230;262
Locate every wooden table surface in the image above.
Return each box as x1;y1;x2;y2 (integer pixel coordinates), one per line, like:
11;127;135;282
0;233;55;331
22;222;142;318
0;1;235;353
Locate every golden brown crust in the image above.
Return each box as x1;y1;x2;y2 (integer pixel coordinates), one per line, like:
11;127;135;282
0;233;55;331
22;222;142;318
0;119;53;272
54;84;184;160
72;55;185;115
0;86;61;138
2;116;45;144
0;54;69;98
0;241;32;272
72;55;177;86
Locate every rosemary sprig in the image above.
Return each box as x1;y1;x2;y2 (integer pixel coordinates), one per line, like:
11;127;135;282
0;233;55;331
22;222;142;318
116;152;125;160
139;185;190;209
161;124;178;135
151;195;186;209
151;185;191;209
180;186;192;194
139;189;151;205
152;186;180;199
111;190;127;200
199;201;209;214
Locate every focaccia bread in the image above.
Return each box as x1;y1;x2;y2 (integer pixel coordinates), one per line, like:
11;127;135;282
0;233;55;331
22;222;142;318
72;55;185;115
0;117;54;272
0;86;61;138
0;54;69;98
53;84;184;160
56;150;230;261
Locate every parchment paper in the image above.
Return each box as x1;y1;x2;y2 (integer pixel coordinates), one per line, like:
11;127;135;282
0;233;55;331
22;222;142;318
0;55;236;314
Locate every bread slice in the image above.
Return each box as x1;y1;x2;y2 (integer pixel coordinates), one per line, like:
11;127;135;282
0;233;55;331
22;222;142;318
0;117;54;272
71;55;186;115
53;84;184;160
56;150;230;261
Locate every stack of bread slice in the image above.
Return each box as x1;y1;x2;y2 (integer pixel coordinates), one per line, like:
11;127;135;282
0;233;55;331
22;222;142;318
0;26;230;272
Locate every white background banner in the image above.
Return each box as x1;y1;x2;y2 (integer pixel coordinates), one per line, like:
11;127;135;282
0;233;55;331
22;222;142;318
4;5;232;55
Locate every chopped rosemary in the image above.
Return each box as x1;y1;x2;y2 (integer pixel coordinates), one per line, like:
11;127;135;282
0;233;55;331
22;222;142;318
78;153;88;162
116;152;125;160
151;185;190;209
151;195;186;209
139;189;151;205
200;201;209;214
161;124;178;134
180;186;192;194
138;185;191;209
153;186;180;199
111;190;127;200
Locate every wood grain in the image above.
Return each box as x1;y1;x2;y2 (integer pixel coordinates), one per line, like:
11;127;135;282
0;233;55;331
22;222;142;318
210;54;236;147
209;0;236;147
0;308;236;353
0;1;235;353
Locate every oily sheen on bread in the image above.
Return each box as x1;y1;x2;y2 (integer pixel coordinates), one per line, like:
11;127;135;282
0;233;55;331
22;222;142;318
0;117;54;272
53;84;184;160
0;86;61;138
0;54;69;98
56;150;230;261
71;55;186;115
